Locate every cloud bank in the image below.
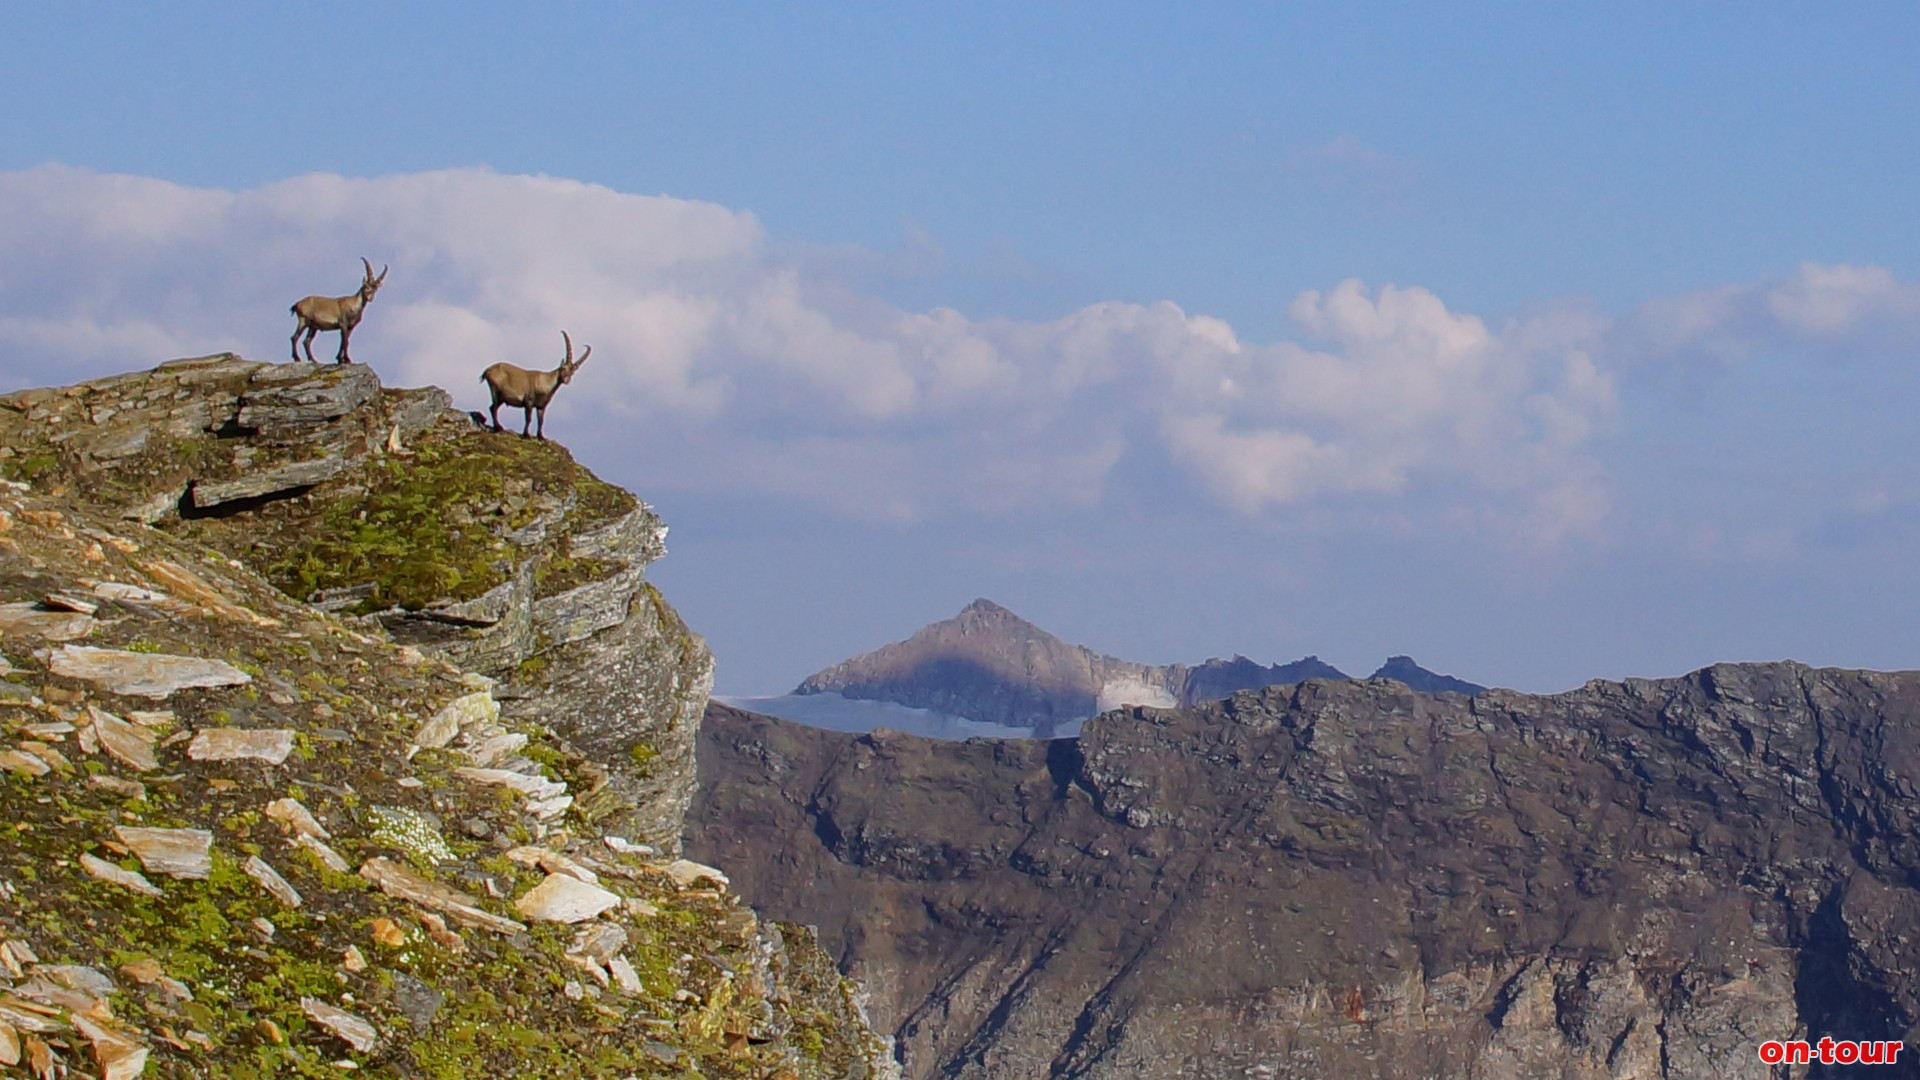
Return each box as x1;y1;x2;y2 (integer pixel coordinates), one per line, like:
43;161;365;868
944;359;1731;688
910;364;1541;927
0;164;1630;538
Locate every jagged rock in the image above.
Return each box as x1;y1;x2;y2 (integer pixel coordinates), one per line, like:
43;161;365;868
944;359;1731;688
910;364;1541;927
462;731;527;767
0;360;894;1079
530;562;644;649
264;796;329;839
293;834;350;872
389;971;446;1031
569;923;628;965
70;1014;147;1080
117;960;192;1002
451;766;566;801
608;954;643;995
506;846;599;883
300;998;378;1053
0;1022;16;1066
665;859;729;889
358;858;526;935
0;750;49;777
78;854;161;898
187;727;295;764
243;856;302;908
515;873;622;923
52;645;251;699
690;665;1920;1080
41;593;98;615
115;826;212;879
86;707;158;772
0;602;93;641
138;559;279;626
37;965;114;999
511;585;711;854
188;453;349;508
413;690;496;751
235;363;381;437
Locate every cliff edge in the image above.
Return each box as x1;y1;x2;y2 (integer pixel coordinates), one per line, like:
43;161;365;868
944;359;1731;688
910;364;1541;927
0;355;893;1078
692;666;1920;1078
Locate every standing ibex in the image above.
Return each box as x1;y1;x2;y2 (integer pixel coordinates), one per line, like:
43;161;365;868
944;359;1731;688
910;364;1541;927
290;257;388;364
482;331;592;440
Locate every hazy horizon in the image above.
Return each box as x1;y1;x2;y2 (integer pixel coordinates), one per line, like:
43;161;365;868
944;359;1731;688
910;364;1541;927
5;7;1920;695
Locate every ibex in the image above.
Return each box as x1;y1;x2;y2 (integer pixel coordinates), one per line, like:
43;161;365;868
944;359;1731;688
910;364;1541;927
290;257;388;364
481;331;592;440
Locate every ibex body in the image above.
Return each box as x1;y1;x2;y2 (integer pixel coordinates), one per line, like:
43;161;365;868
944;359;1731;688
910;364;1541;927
290;257;388;364
482;331;592;440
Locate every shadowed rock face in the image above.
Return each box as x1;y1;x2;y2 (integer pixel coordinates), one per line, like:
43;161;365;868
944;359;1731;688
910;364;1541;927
690;666;1920;1079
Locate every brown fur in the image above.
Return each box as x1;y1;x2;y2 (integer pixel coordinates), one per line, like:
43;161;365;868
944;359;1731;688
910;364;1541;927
482;330;592;440
290;257;388;364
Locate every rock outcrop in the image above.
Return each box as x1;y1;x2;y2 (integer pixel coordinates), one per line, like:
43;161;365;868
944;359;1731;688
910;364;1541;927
795;598;1481;735
691;665;1920;1078
0;357;893;1077
0;354;704;853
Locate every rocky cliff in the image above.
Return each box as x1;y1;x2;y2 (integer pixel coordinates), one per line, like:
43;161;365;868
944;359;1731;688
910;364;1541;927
691;667;1920;1078
795;599;1479;736
0;356;893;1077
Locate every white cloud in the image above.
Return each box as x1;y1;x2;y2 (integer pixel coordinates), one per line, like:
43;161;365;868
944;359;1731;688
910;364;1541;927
0;164;1618;541
1621;262;1920;366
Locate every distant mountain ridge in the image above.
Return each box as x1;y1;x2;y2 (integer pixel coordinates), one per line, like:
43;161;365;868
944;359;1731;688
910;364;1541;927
794;598;1484;733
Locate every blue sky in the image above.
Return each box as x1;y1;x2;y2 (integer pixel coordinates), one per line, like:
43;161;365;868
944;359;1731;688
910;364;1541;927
5;5;1920;694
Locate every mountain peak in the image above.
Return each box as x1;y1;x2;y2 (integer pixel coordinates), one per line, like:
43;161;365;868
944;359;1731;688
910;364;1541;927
1368;656;1486;695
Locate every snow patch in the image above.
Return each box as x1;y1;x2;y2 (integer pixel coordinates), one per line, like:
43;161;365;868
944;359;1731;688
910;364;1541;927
1095;676;1177;713
720;693;1066;741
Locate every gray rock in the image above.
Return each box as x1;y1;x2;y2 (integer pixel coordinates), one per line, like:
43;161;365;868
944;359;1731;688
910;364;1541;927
115;826;212;880
389;971;445;1030
88;706;159;772
189;453;348;508
187;727;296;765
242;855;302;908
530;562;643;651
385;387;455;441
413;691;497;751
515;873;622;923
0;602;94;641
236;363;380;437
52;645;251;700
300;997;378;1053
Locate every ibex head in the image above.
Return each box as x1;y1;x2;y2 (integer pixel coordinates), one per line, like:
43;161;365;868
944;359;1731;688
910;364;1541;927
558;330;592;385
359;257;389;302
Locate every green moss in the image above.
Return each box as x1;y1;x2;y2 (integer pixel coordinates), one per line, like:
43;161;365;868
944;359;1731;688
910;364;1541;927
532;552;618;600
628;741;658;774
3;451;58;483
